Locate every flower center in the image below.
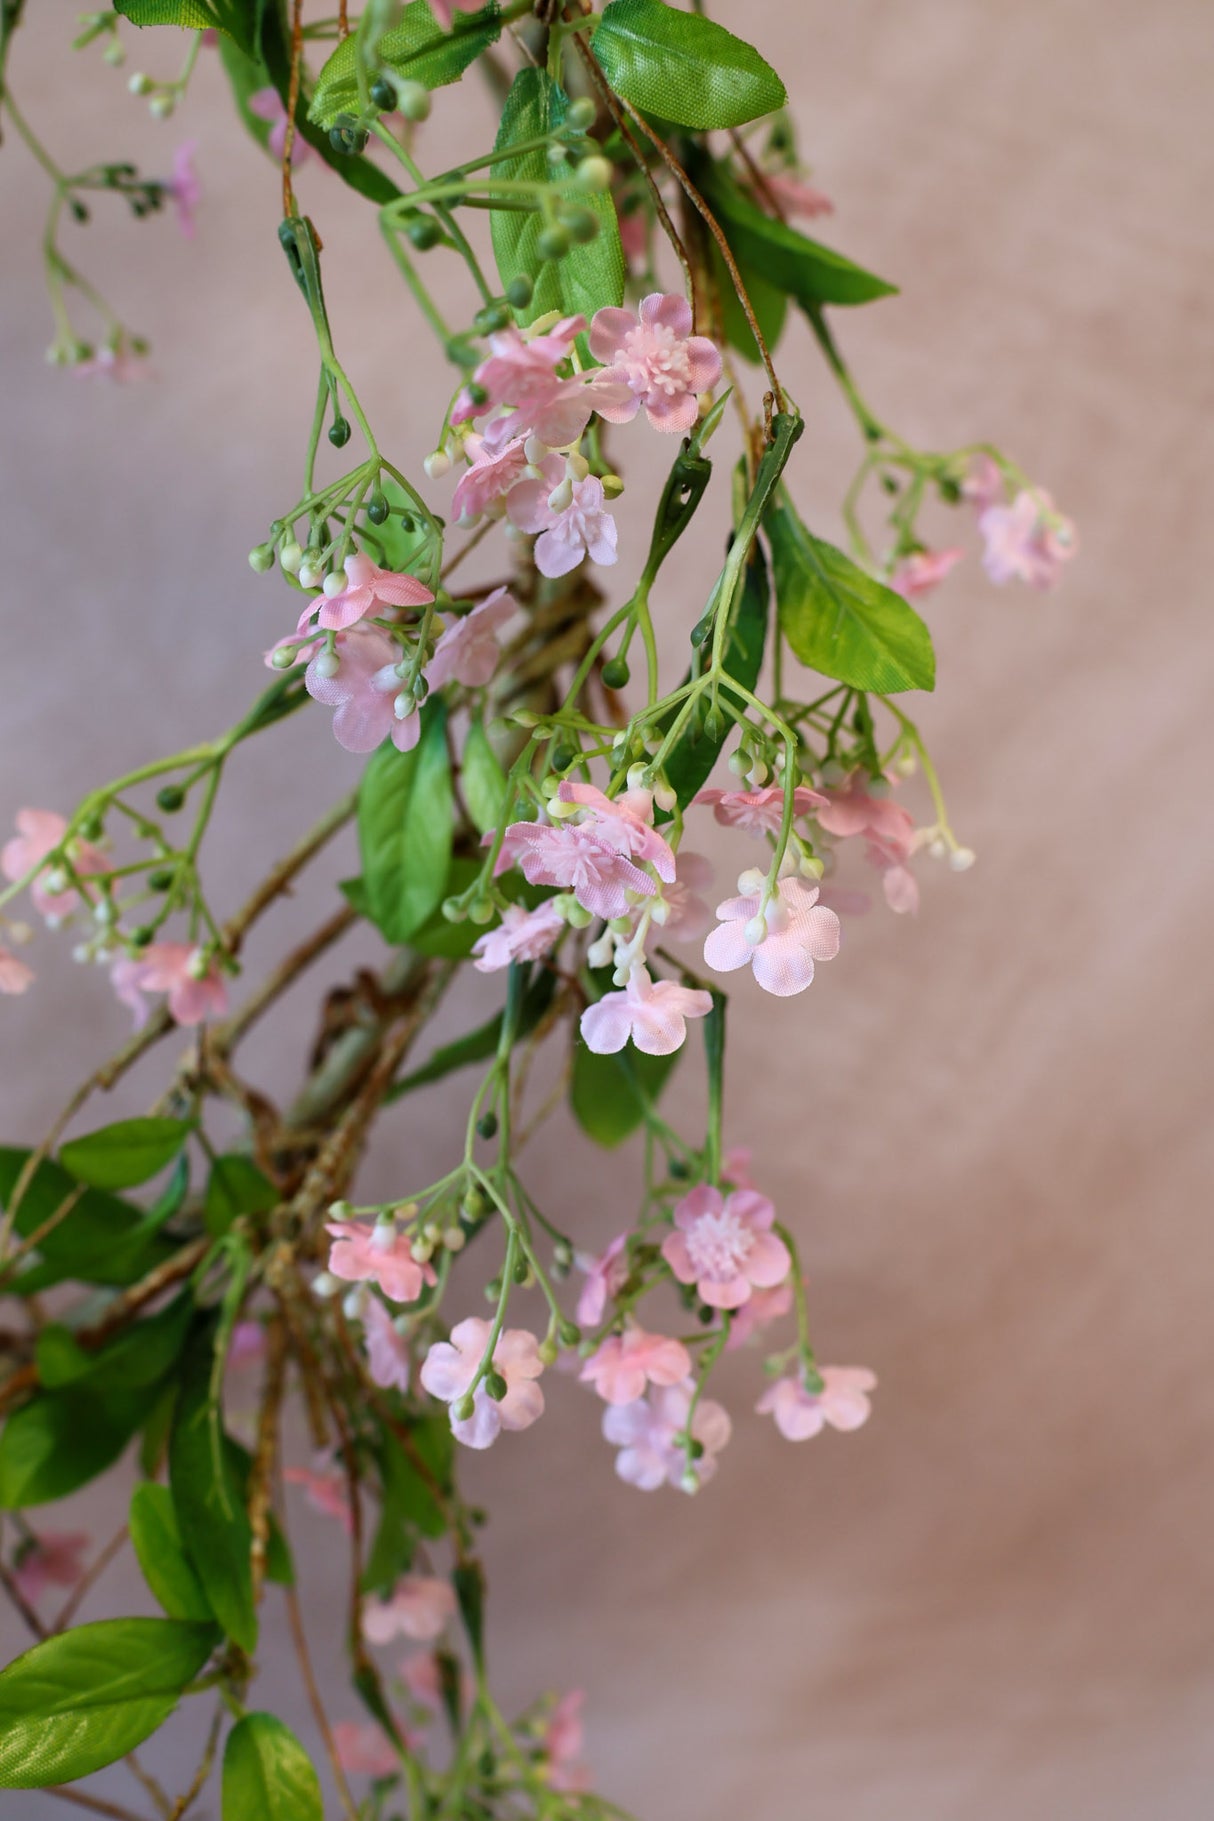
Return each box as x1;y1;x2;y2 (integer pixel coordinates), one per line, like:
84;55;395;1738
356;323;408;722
621;324;691;398
685;1209;752;1281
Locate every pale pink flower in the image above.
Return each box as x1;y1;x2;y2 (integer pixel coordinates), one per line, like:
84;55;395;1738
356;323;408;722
694;784;826;838
721;1145;753;1190
302;552;433;635
589;293;722;434
506;457;618;578
704;874;841;996
889;547;964;600
0;947;34;996
725;1280;794;1350
978;490;1077;589
469;318;632;445
248;87;312;164
580;1326;691;1405
961;453;1005;513
111;943;228;1029
580;965;712;1057
227;1321;266;1368
2;809;106;921
425;587;515;691
757;1366;877;1440
471;900;564;974
305;624;420;755
662;1182;790;1310
557;782;676;879
428;0;454;23
332;1722;400;1777
363;1296;411;1392
544;1691;590;1794
815;773;918;915
752;169;834;220
451;425;528;521
495;818;654;920
285;1461;353;1531
11;1531;89;1604
420;1317;545;1449
576;1233;629;1327
653;849;714;942
327;1219;436;1306
363;1574;456;1646
602;1380;731;1491
168;141;201;237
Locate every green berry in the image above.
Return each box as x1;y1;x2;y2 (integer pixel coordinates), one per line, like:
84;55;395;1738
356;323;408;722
483;1369;508;1402
147;868;175;892
367;492;389;525
566;96;597;132
155;786;185;814
396;79;431;123
550;743;576;772
406;214;442;251
505;274;533;310
328;417;351;447
369;76;397;111
564;207;600;244
130;925;155;948
476;1111;498;1141
536;223;572;261
474;302;512;335
601;656;630;691
557;1319;581;1348
576;154;613;193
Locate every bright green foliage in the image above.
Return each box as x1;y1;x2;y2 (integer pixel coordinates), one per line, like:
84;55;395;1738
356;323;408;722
358;702;455;946
0;1618;217;1788
59;1116;192;1191
309;3;503;127
491;70;625;325
593;0;786;130
767;491;937;693
129;1483;215;1622
221;1713;324;1821
168;1335;258;1654
571;1034;679;1149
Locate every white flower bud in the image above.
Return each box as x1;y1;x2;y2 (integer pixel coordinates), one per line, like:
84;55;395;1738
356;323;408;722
728;751;748;777
949;846;976;872
650;898;670;926
342;1288;365;1321
411;1237;434;1263
149;93;175;120
547;476;575;514
587;931;614;969
271;646;296;670
185;948;210;981
443;1225;466;1253
747;762;769;787
298;561;321;589
820;760;847;786
867;776;891;798
744;913;768;946
312;1271;340;1298
370;1218;397;1253
280;540;303;575
92;898;116;926
799;853;825;880
566;452;590;482
423;449;451;480
576;154;612;193
128;73;153;95
322;570;347;598
626;763;648;792
654;783;677;813
737;867;766;897
393;691;414;721
927;837;948;860
523;435;550;465
44;868;69;896
314;649;341;679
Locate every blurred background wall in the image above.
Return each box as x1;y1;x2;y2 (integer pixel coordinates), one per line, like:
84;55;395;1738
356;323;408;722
2;2;1212;1817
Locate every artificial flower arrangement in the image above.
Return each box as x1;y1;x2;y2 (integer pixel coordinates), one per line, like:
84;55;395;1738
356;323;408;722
0;2;1075;1815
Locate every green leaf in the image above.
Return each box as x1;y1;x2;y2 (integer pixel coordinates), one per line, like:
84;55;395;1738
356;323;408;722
0;1617;217;1789
169;1335;258;1654
363;1417;452;1592
358;701;454;946
767;491;936;693
363;476;432;574
222;1713;324;1821
387;964;556;1100
709;241;787;366
491;69;625;326
115;0;256;51
36;1294;194;1392
570;1035;679;1148
0;1149;175;1292
453;1561;486;1670
692;152;896;309
660;542;770;810
129;1484;214;1623
59;1117;192;1192
594;0;785;131
461;716;509;837
204;1154;279;1239
0;1385;164;1508
309;2;502;129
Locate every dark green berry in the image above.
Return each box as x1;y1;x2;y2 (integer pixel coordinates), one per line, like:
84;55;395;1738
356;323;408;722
147;868;175;892
550;744;576;773
476;1111;498;1140
601;656;630;691
367;492;389;525
155;785;185;813
369;76;396;111
484;1369;508;1401
505;274;533;310
564;207;600;244
406;214;442;251
536;223;572;261
130;925;155;948
328;417;351;447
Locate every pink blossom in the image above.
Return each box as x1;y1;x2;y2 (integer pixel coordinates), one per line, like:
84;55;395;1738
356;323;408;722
589;293;722;434
284;1461;353;1531
557;782;676;879
576;1233;629;1327
694;784;826;838
662;1182;790;1310
11;1531;89;1604
495;819;653;920
704;874;841;996
302;553;433;635
725;1280;794;1350
168;141;201;237
544;1691;590;1794
890;546;964;600
471;899;564;974
420;1317;545;1449
0;947;34;995
580;965;712;1057
961;453;1004;513
428;0;454;23
2;809;106;921
451;425;528;521
654;849;713;942
363;1296;411;1392
469;318;632;445
327;1219;436;1306
602;1380;731;1491
815;773;919;915
248;87;312;164
227;1321;266;1369
111;943;228;1029
978;490;1077;589
506;458;618;578
619;207;648;269
721;1145;753;1190
332;1722;400;1777
757;1366;877;1440
752;169;834;220
580;1327;691;1405
363;1574;456;1646
425;587;515;691
305;624;420;755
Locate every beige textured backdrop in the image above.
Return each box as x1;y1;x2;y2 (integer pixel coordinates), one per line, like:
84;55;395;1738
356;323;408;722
2;3;1212;1817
